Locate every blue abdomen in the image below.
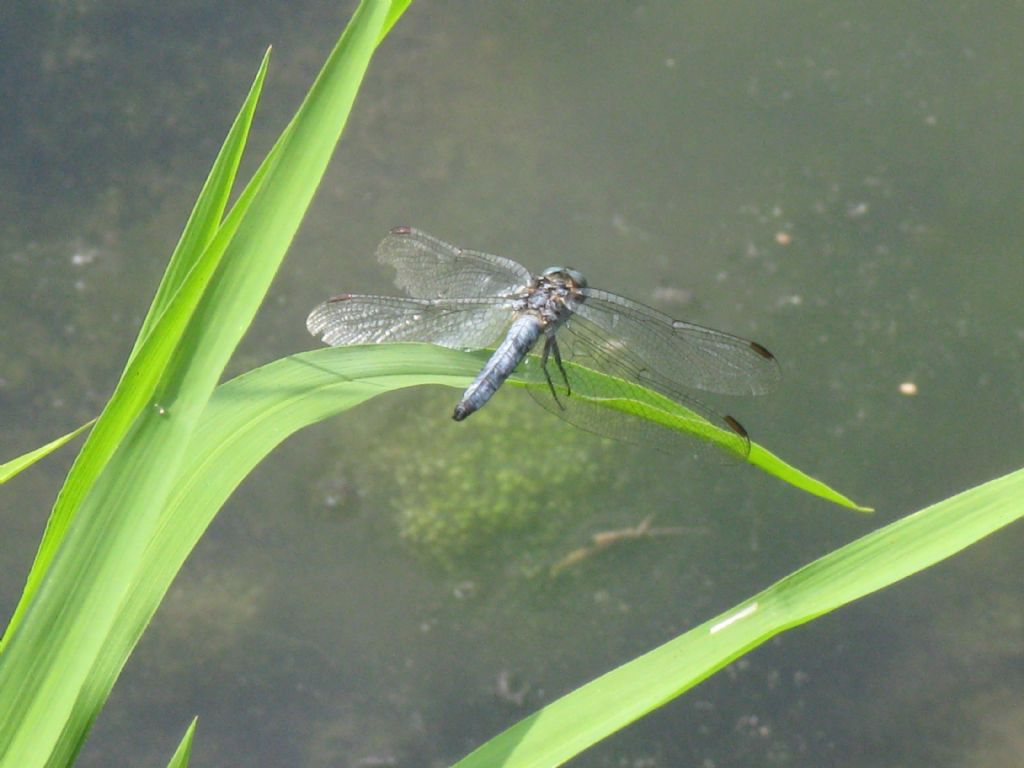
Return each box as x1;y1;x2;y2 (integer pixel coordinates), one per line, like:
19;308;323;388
453;315;543;420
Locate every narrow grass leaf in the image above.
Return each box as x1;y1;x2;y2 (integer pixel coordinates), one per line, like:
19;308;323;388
91;337;862;685
380;0;414;41
510;357;867;509
0;51;272;652
451;466;1024;767
165;718;197;768
133;48;271;357
0;420;94;485
747;443;872;511
0;2;398;765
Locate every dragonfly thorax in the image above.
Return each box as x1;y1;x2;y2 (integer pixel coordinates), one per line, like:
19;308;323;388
515;268;587;328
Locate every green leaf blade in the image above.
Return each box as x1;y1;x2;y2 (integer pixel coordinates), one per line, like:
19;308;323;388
0;50;272;653
451;466;1024;768
133;48;272;357
0;420;94;485
165;718;198;768
0;3;403;765
89;339;865;702
510;356;868;510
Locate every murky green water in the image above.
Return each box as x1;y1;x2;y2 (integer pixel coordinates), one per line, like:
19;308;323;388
2;2;1022;766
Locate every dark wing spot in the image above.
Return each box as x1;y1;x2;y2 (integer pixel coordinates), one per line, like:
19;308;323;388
749;341;775;360
723;415;749;439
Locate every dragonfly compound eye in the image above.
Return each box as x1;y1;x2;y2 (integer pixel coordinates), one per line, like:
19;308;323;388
541;267;588;290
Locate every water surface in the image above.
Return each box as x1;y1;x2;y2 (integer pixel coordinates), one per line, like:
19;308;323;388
1;3;1022;766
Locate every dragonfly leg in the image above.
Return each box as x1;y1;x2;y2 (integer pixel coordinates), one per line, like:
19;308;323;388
550;337;571;396
540;336;566;410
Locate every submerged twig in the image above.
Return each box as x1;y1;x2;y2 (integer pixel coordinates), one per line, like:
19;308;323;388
550;515;707;576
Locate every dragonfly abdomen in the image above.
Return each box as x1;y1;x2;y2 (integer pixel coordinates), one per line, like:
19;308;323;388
453;315;543;421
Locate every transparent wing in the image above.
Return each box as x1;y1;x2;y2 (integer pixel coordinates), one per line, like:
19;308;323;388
573;288;781;396
376;227;532;300
307;294;514;350
516;323;751;462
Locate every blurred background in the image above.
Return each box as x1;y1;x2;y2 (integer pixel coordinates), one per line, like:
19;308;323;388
1;2;1022;766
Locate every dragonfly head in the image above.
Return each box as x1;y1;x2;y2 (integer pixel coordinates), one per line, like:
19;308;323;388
541;266;588;291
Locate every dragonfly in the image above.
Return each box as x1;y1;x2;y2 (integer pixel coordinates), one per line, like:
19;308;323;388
307;226;780;459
